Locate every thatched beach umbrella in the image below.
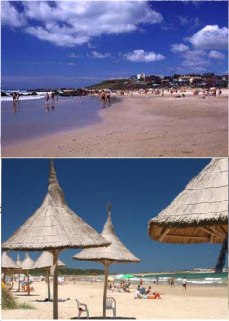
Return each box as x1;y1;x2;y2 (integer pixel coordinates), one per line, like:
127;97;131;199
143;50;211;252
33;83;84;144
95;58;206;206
73;204;140;318
148;158;228;270
2;160;110;319
33;251;65;301
20;252;35;296
1;251;20;284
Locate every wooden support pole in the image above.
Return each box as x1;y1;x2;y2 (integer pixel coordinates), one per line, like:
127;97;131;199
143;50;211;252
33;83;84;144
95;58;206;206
11;273;14;289
210;234;215;243
27;272;30;296
167;234;209;241
159;228;171;242
47;268;51;301
209;226;225;240
103;261;109;318
53;250;59;320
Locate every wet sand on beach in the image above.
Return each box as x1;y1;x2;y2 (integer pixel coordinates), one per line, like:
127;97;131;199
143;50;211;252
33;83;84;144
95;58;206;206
2;280;228;319
2;92;228;157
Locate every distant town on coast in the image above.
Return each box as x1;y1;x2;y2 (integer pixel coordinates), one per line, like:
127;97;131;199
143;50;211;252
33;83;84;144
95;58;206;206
1;72;228;97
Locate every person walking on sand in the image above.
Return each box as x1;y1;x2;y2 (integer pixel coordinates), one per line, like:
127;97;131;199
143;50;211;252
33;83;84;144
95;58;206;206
12;92;17;102
45;92;50;102
182;277;187;291
99;90;106;108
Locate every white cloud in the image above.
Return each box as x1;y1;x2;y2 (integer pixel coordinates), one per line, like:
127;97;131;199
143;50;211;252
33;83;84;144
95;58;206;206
2;1;163;47
171;43;189;53
125;49;165;62
89;51;111;59
189;25;228;50
1;1;26;27
180;49;210;71
208;50;226;60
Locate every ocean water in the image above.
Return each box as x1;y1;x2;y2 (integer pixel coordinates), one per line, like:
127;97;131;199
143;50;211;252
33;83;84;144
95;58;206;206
140;272;228;285
2;96;103;146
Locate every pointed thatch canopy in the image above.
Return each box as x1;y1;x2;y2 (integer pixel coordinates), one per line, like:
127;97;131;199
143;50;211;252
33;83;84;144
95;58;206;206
33;251;65;302
2;160;110;251
74;206;139;264
73;205;140;317
1;252;20;286
148;158;228;244
20;252;35;270
16;253;22;267
33;251;65;269
2;252;19;269
2;160;110;319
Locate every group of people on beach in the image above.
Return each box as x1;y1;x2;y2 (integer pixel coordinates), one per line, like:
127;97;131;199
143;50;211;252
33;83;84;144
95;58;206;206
99;90;111;108
44;92;58;113
193;88;222;99
134;285;163;299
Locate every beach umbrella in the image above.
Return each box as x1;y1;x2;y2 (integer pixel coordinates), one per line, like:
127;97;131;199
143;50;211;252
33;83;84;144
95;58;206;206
148;158;228;270
73;204;140;318
1;251;20;284
2;160;110;319
121;274;135;279
20;252;35;296
33;251;65;301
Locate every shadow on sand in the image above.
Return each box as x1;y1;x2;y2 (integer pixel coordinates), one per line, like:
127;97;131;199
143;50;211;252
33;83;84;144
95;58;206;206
71;317;136;320
15;294;40;297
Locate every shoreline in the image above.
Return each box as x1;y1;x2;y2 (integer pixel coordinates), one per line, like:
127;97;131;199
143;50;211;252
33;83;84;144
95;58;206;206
2;93;228;157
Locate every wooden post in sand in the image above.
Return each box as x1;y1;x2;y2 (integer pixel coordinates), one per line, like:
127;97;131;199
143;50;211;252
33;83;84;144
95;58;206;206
53;250;59;320
47;268;51;301
103;261;109;318
27;272;30;296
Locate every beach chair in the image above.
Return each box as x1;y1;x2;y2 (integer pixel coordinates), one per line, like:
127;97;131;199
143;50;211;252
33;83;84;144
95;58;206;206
106;297;116;317
76;299;89;319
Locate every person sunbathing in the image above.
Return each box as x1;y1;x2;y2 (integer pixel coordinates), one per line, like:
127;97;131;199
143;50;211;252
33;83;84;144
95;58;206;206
147;291;163;299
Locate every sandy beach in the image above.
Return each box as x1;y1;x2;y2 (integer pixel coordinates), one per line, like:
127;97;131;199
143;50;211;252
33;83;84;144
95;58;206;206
2;279;228;319
2;92;228;157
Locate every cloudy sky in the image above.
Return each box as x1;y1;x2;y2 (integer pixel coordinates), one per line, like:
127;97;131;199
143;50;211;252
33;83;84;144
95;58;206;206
2;1;228;89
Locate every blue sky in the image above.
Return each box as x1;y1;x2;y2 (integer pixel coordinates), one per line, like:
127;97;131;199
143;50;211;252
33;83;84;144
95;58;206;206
2;158;227;273
2;1;228;89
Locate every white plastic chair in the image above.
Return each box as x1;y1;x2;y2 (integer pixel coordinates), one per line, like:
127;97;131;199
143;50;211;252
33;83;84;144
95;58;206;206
106;297;116;317
76;299;89;319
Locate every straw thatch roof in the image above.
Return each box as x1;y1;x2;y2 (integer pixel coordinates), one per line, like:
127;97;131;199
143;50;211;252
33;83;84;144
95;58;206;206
73;206;140;264
2;160;110;251
74;205;139;318
148;158;228;244
2;252;20;269
21;252;35;270
16;254;22;266
33;251;65;269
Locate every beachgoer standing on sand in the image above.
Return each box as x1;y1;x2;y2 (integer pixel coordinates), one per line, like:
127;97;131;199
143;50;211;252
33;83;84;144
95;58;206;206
12;92;17;102
182;277;187;291
100;90;105;107
45;92;49;102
